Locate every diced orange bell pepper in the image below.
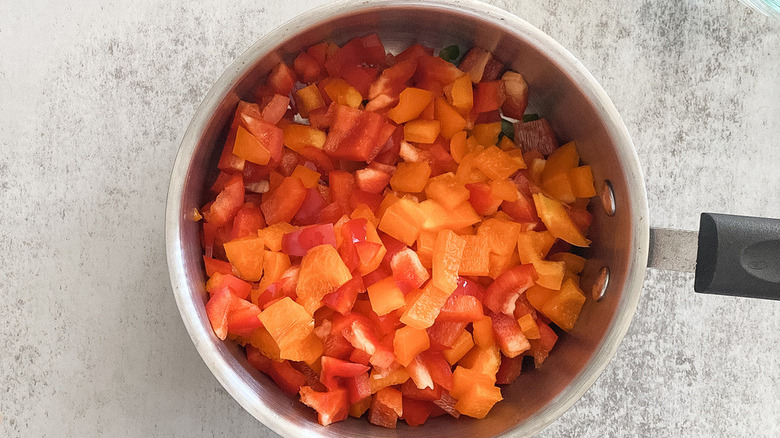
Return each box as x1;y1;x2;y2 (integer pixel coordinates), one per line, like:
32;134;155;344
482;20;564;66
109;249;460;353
245;326;283;361
489;179;519;202
541;141;579;183
370;367;411;394
449;131;469;163
450;366;494;400
282;124;327;151
541;278;586;331
386;87;433;124
377;192;400;220
568;165;596;198
390;161;432;193
283;332;324;363
456;152;490;185
232;125;271;165
419;199;480;232
444;73;473;114
548;252;587;274
458;234;490;276
261;176;307;225
473;146;523;181
349;396;372;418
259;297;314;354
295;83;326;117
350;203;379;228
393;325;430;366
487;251;520;280
223;235;265;281
541;172;575;203
517;314;541;339
471;316;496;349
400;282;450;330
443;330;474;365
257;222;297;252
460;343;501;381
497;135;516;151
415;230;437;269
434;98;467;139
358;221;387;275
366;276;405;316
425;172;470;210
472;122;502;147
404;119;441;144
290;164;322;188
454;382;502;419
377;197;426;246
432;230;466;294
478;218;522;256
525;285;558;312
533;193;591;247
516;230;556;264
370;386;403;428
252;251;292;304
532;259;566;290
296;244;353;314
323;78;363;108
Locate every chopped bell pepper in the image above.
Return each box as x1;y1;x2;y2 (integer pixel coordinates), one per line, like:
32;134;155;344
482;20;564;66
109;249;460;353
387;87;434;124
432;230;466;294
532;193;591;247
367;276;406;316
443;330;474;365
261;176;307;225
568;165;596;198
390;161;431;193
458;234;490;276
393;326;431;367
283;124;327;152
223;235;265;281
541;278;586;331
400;282;450;330
377;197;426;246
404;119;441;144
434;98;467;139
296;244;353;315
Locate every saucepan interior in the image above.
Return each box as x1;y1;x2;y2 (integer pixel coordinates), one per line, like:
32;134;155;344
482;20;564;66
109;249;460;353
165;1;650;436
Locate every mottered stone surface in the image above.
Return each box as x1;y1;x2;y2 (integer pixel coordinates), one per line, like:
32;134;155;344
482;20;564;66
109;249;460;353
0;0;777;436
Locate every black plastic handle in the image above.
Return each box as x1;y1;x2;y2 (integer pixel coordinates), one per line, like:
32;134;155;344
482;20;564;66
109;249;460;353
695;213;780;300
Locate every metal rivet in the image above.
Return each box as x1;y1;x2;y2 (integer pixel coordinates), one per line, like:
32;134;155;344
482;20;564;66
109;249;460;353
592;266;610;301
601;180;616;216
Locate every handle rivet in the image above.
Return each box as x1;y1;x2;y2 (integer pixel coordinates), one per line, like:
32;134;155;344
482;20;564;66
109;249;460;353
592;266;610;301
601;180;616;216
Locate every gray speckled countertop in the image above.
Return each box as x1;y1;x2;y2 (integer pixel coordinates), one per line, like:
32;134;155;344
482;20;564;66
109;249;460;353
1;0;778;436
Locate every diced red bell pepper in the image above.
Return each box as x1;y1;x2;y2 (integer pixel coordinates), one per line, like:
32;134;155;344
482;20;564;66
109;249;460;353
299;386;349;426
261;94;290;124
267;62;297;96
320;356;371;390
406;357;434;390
355;167;392;194
294;51;322;83
527;321;558;368
203;255;232;277
206;272;252;299
297;146;336;175
342;319;384;356
427;320;468;350
466;182;503;216
261;176;307;225
322;332;355;361
230;202;266;239
205;286;233;340
419;350;454;390
414;55;464;94
368;58;418;100
349;347;372;366
226;298;262;337
515;118;558;155
328;170;355;214
246;346;307;395
281;223;337;257
350;190;383;215
322;105;388;162
490;312;530;358
436;294;483;322
495;355;524;385
501;192;540;224
400;379;442;401
345;372;372;404
369;386;403;429
483;264;538;315
360;34;387;65
293;187;328;226
341;64;379;97
325;38;367;77
390;248;430;293
204;173;244;227
322;276;366;315
454;277;485;301
473;81;505;114
432;390;460;418
402;398;434;426
238;102;284;164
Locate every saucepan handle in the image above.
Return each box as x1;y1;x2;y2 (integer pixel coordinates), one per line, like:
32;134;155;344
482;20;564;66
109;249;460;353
695;213;780;301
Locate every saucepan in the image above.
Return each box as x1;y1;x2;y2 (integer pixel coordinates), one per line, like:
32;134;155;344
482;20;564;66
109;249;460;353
165;0;780;436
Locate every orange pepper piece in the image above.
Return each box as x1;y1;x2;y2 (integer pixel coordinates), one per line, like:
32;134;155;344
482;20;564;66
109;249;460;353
443;330;474;365
323;77;363;108
517;314;541;339
472;122;502;147
369;367;410;394
473;146;523;181
393;325;430;366
478;218;522;256
525;285;559;312
472;315;496;349
489;179;519;202
245;326;283;361
541;278;586;331
432;230;466;294
458;234;490;276
425;172;470;210
451;366;495;399
252;251;292;304
541;141;579;183
444;73;474;114
367;276;405;316
516;230;556;264
258;222;297;252
259;297;314;354
487;250;520;280
290;165;322;188
403;119;441;144
434;98;467;139
232;125;271;165
454;381;502;419
386;87;433;124
223;235;265;281
568;165;596;198
459;343;501;381
532;259;566;290
390;161;432;193
548;252;587;274
282;124;327;151
296;244;352;314
400;282;450;330
532;193;591;247
377;197;426;246
294;83;325;117
415;230;437;269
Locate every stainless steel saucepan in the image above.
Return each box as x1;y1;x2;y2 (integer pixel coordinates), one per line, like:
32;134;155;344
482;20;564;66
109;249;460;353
165;1;780;436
